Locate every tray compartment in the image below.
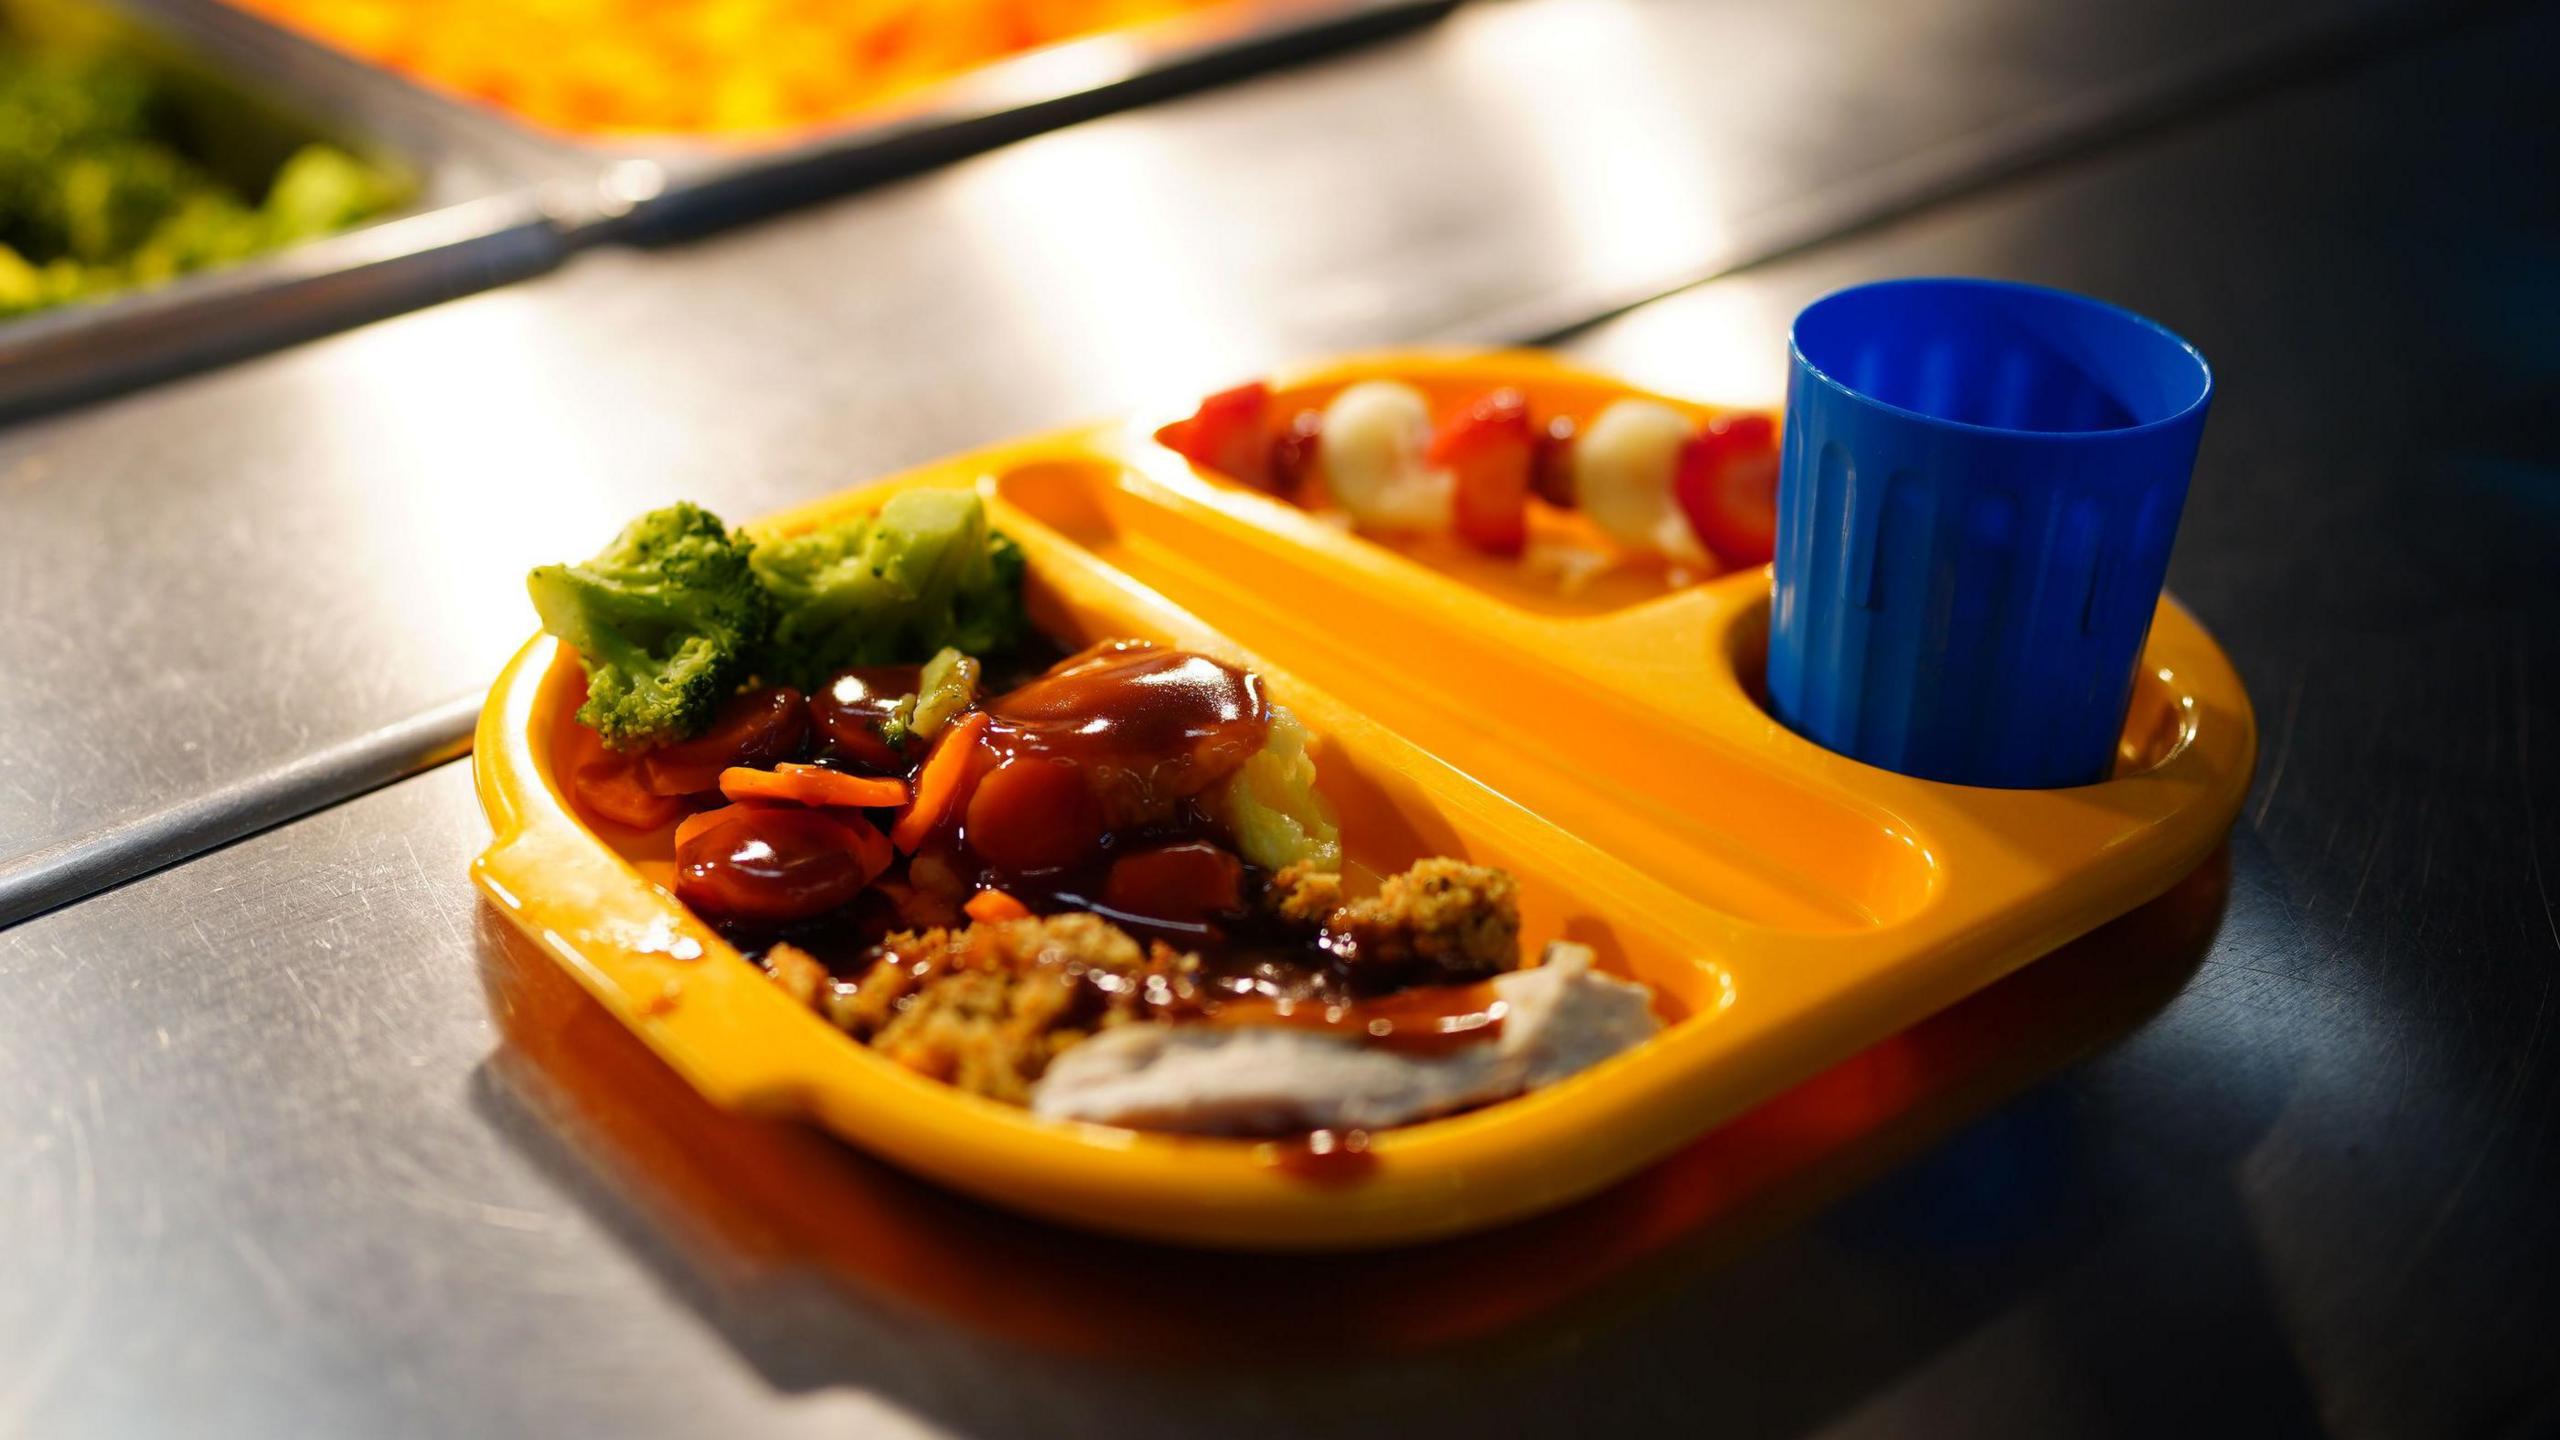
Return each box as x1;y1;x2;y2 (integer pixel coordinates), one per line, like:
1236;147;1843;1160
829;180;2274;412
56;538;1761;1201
995;455;1937;931
1147;350;1768;616
480;467;1768;1248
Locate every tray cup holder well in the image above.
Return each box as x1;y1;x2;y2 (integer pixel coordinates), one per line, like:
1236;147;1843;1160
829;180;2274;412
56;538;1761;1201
1728;584;2198;784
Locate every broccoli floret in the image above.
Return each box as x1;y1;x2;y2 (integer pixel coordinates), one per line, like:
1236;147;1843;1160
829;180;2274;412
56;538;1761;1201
750;490;1028;686
527;502;771;750
951;529;1028;656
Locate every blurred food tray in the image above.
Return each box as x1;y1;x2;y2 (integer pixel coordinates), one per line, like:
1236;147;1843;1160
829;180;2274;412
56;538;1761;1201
1;0;1445;419
0;0;584;420
134;0;1457;241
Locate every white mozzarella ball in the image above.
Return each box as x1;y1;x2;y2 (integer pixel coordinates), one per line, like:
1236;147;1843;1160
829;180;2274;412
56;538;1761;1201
1573;399;1706;563
1319;380;1451;532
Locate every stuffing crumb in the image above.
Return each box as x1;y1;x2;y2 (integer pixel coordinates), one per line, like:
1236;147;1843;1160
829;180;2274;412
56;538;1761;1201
1264;861;1343;927
1322;857;1520;988
762;944;827;1007
871;876;964;933
816;913;1177;1103
755;860;1530;1099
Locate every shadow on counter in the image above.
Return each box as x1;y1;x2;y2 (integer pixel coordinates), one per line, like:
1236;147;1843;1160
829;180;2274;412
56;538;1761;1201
468;843;2238;1427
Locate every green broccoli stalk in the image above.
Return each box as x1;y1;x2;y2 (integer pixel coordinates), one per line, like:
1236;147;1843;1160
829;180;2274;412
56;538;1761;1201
751;490;1027;687
527;502;771;750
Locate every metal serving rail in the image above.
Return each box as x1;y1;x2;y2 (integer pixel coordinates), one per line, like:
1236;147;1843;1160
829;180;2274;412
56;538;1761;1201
5;0;2556;1434
0;0;2445;924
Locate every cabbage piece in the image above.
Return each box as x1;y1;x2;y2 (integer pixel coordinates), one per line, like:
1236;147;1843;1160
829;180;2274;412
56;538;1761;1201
1214;706;1340;872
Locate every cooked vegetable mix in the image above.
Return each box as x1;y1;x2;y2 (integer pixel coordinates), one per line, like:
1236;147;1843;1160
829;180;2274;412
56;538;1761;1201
527;495;1660;1137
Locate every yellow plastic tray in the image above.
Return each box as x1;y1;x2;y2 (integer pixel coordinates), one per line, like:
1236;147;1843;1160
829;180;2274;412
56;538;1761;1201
473;349;2255;1250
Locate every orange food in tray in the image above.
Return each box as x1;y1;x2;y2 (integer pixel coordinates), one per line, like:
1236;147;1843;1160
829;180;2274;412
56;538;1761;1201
474;350;2254;1248
225;0;1231;140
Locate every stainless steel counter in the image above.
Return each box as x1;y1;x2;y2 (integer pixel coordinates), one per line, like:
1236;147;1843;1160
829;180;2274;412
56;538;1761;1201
5;0;2557;1435
0;0;2424;919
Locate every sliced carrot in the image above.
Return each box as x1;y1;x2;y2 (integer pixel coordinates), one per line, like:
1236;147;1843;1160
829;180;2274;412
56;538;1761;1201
964;889;1034;924
719;762;908;809
836;810;897;887
579;765;687;830
891;711;990;853
558;719;687;830
673;803;742;855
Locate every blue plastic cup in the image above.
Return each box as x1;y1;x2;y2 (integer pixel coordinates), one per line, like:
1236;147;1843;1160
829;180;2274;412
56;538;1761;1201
1768;278;2214;788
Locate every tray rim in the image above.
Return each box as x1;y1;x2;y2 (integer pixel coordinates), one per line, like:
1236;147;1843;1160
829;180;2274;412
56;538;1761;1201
472;359;2255;1250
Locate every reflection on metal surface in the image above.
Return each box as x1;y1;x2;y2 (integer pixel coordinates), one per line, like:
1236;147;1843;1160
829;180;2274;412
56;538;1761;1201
1459;0;2505;349
1441;0;1728;293
938;126;1265;399
1548;276;1793;408
949;32;1159;114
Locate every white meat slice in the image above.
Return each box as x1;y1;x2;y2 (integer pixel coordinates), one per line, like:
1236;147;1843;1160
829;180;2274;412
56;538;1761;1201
1029;944;1660;1134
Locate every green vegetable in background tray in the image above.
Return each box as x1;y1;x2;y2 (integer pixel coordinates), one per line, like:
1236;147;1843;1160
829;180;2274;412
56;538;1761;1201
0;22;407;320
